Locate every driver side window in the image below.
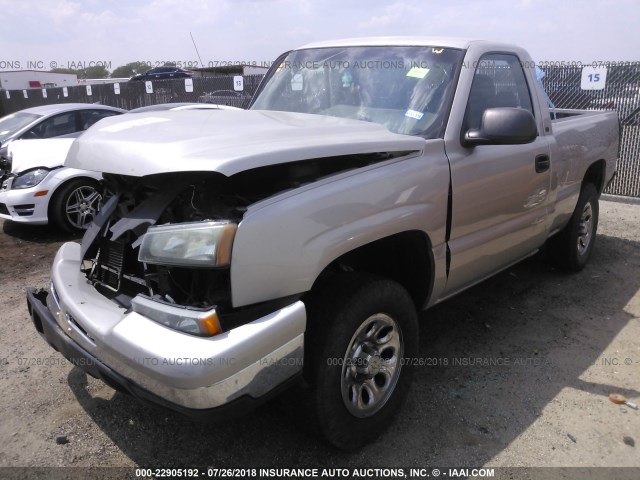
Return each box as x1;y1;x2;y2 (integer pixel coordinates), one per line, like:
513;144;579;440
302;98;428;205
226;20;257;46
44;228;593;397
463;53;535;131
24;112;77;139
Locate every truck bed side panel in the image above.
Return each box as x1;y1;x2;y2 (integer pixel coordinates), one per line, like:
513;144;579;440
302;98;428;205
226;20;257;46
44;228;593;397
547;110;619;234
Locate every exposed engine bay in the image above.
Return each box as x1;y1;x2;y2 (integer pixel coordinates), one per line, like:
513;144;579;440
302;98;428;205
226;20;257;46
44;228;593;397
80;151;412;315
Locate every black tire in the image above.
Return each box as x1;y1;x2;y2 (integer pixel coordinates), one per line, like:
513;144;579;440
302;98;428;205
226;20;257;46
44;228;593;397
49;178;102;233
304;273;418;451
548;183;599;272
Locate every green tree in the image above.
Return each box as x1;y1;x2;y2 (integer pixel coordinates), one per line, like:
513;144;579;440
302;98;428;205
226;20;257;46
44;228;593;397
111;61;151;78
49;67;79;75
82;65;110;79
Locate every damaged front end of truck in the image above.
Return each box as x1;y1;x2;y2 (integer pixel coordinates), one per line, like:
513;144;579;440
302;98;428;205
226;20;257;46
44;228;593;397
80;150;403;335
25;107;424;418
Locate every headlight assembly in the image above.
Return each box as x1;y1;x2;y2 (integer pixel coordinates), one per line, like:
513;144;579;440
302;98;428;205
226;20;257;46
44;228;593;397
131;295;222;337
12;168;50;189
138;221;237;267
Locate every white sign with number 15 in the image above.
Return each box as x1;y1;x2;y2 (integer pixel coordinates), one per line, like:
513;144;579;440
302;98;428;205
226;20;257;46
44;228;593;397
233;75;244;91
581;66;607;90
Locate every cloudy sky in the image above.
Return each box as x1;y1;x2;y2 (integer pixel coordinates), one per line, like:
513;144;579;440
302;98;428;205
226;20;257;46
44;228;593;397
0;0;637;72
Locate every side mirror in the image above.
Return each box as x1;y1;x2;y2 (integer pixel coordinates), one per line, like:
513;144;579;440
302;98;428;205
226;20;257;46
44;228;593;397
463;107;537;147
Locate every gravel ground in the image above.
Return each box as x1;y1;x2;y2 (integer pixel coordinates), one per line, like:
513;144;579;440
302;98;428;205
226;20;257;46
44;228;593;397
0;195;638;478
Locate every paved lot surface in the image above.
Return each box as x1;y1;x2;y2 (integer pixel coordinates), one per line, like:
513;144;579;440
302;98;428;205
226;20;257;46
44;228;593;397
0;196;638;477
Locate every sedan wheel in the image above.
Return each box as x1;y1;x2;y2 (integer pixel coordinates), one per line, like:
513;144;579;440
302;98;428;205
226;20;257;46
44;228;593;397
50;179;102;232
64;185;101;230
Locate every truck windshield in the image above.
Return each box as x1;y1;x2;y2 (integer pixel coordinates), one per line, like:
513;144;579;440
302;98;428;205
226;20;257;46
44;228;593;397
251;45;464;138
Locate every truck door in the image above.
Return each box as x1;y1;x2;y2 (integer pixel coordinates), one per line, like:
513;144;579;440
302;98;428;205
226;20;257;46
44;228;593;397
443;52;552;295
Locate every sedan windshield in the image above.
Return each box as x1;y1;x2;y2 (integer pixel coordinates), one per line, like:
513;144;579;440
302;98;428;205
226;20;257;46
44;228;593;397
0;112;41;143
251;45;464;138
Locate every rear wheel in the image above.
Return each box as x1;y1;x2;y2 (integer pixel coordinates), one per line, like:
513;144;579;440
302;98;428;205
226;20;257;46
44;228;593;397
50;179;102;233
548;183;599;271
304;273;418;450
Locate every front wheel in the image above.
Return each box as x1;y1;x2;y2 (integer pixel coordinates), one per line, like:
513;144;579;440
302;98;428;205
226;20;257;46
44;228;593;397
50;179;102;233
304;273;418;450
548;183;599;271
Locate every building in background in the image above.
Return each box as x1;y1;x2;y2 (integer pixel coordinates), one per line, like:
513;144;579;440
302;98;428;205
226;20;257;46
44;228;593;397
77;78;129;85
0;70;78;90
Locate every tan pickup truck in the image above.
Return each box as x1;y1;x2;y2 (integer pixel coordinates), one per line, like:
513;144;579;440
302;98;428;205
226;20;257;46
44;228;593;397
27;38;618;450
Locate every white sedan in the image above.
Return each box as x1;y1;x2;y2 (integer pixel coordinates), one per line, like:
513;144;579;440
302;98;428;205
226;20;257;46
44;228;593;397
0;102;240;232
0;103;126;159
0;138;101;232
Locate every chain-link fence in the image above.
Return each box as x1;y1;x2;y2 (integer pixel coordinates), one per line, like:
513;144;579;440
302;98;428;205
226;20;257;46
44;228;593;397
0;75;264;114
540;62;640;197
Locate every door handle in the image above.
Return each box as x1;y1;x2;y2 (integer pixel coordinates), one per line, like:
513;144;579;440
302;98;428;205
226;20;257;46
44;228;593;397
535;154;550;173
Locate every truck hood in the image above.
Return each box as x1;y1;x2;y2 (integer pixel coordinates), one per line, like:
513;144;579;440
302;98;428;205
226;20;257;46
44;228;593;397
65;109;425;177
9;138;76;174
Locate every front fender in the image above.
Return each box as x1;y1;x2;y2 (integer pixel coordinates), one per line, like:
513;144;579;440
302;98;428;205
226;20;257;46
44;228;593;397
230;141;450;307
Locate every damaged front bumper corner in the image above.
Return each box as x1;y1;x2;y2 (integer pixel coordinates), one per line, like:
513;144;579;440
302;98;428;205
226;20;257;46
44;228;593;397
26;242;306;417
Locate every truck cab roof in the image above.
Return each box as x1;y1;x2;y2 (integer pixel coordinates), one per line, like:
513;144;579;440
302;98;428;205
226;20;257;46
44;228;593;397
297;36;519;52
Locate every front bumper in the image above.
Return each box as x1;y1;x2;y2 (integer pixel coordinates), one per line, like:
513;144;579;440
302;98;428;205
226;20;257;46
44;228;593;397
27;242;306;414
0;179;51;224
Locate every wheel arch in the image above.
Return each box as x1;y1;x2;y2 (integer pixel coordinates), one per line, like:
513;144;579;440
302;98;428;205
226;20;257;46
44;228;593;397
582;159;607;194
309;230;435;310
46;174;102;216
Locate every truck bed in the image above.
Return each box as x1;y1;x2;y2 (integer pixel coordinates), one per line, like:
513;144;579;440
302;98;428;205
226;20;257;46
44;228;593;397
552;108;617;122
